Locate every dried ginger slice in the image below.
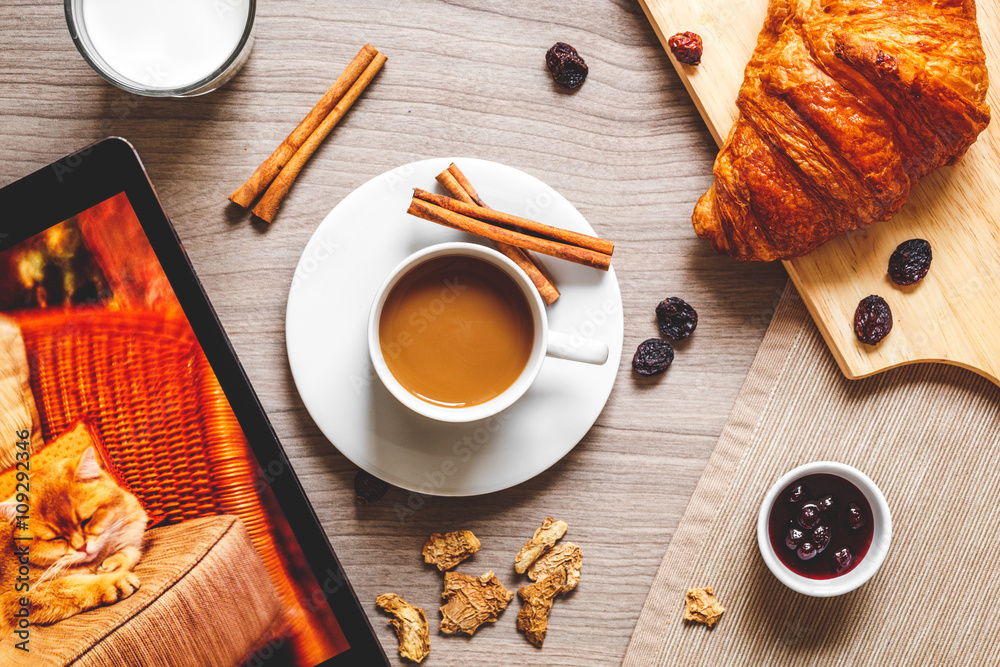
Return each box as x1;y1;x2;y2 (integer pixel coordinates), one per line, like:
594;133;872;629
526;542;582;592
514;517;568;574
376;594;431;663
683;587;725;628
439;571;515;635
516;568;567;647
422;530;481;571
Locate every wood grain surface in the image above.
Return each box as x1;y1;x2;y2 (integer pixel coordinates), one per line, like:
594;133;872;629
0;1;787;664
641;0;1000;387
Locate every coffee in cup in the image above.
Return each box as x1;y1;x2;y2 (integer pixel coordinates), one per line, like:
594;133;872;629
369;242;609;423
378;255;534;408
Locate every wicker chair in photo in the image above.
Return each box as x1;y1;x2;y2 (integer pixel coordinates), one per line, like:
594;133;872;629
15;308;339;666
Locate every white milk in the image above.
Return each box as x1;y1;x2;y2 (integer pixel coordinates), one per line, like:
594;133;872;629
81;0;251;89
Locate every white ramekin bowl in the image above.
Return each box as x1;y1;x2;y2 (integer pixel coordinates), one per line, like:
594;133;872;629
757;461;892;597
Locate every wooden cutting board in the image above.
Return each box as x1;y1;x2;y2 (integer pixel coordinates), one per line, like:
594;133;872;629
640;0;1000;387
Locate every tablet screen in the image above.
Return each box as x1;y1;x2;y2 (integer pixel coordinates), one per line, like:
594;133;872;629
0;191;350;665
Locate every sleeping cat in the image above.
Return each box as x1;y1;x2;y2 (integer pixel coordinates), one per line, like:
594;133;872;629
0;446;147;631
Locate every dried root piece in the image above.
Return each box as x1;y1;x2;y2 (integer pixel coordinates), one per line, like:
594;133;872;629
514;517;568;574
516;569;567;647
526;542;582;592
439;571;514;636
422;530;481;571
683;587;725;628
376;594;431;663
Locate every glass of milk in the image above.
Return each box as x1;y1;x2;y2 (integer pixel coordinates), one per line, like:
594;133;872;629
65;0;256;97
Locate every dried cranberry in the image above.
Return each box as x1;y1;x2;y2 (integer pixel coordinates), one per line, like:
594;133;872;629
632;338;674;376
846;503;866;531
888;239;932;286
854;295;892;345
668;32;703;66
656;297;698;340
545;42;588;89
787;484;807;505
785;526;805;550
354;469;389;506
817;495;837;514
797;541;818;561
833;547;854;574
811;524;831;552
797;503;822;529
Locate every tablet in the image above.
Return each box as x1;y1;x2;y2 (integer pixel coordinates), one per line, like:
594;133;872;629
0;138;387;666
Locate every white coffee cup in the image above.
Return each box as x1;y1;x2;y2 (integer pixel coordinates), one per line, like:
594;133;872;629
368;242;609;423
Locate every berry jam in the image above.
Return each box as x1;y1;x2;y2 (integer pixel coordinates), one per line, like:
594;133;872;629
768;473;874;579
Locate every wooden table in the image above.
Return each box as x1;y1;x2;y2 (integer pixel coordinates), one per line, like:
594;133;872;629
1;2;787;664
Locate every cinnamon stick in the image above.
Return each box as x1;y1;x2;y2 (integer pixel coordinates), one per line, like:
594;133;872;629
435;165;560;305
229;44;378;208
408;197;612;271
253;51;388;223
412;189;614;256
445;163;488;207
435;169;476;206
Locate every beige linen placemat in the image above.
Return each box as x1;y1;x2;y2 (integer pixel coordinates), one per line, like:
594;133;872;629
624;282;1000;666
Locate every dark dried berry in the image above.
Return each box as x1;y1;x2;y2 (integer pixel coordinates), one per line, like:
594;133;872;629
797;541;818;561
656;297;698;340
833;547;854;574
545;42;588;89
632;338;674;376
668;31;703;65
785;526;805;550
787;484;807;505
354;469;389;506
888;238;932;286
846;503;866;531
797;503;822;529
811;524;832;552
854;295;892;346
817;495;837;514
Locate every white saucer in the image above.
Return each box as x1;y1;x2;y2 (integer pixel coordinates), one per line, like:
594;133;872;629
285;158;623;496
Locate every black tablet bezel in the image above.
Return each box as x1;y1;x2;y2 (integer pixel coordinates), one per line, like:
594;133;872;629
0;137;388;667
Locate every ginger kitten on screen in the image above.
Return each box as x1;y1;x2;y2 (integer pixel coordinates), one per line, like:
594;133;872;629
0;447;147;630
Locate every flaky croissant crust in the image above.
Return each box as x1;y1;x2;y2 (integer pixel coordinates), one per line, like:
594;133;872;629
693;0;991;261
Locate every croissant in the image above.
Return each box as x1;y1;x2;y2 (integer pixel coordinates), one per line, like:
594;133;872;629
693;0;991;261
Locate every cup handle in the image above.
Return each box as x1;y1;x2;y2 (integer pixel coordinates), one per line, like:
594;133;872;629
546;330;609;365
